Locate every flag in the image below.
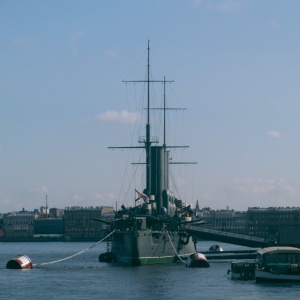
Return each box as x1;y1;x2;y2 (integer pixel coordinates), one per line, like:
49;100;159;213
135;189;149;203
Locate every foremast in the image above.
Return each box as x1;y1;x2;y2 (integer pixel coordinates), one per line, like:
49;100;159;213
145;40;151;195
110;41;196;216
122;40;174;205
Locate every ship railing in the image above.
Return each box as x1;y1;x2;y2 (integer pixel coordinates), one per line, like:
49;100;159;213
138;136;159;143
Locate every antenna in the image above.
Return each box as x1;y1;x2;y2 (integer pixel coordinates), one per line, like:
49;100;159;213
46;194;48;216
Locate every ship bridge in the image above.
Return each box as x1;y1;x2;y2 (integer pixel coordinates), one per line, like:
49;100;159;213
186;225;271;248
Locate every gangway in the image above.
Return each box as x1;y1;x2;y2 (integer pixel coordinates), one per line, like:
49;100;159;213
186;225;271;248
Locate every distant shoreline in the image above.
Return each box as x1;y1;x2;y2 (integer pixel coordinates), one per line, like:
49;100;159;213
0;237;107;242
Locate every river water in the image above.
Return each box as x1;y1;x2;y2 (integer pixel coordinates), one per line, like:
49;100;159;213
1;240;300;299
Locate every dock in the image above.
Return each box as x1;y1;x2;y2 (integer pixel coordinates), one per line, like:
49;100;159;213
202;250;257;260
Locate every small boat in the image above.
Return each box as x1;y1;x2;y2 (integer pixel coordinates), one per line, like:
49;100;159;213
186;253;210;268
227;260;256;280
255;246;300;282
209;244;224;252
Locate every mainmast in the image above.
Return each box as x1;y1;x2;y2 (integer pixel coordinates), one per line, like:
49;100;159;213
145;40;151;193
109;41;192;203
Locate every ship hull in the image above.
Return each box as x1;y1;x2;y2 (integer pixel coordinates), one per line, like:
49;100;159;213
111;229;196;266
255;270;300;282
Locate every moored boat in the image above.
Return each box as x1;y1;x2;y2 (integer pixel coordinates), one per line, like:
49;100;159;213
255;246;300;282
227;260;256;280
209;244;224;252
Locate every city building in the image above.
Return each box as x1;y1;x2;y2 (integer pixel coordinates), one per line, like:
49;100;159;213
3;209;38;238
0;214;3;237
247;207;300;241
197;206;300;244
2;204;300;244
34;218;64;238
200;209;248;235
64;206;114;240
49;208;64;218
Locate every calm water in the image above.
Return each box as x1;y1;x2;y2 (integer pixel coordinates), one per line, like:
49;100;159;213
1;240;300;300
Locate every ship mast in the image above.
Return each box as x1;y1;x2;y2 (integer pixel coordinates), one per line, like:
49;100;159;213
145;40;151;193
108;41;190;200
163;76;166;148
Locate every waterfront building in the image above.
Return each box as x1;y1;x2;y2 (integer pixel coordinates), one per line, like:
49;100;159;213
64;206;114;240
34;218;64;238
197;206;300;244
0;214;3;237
247;207;300;241
3;209;38;238
200;209;248;235
232;211;249;235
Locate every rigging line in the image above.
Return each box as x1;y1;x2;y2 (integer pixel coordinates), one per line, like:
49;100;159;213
120;150;131;206
144;232;168;265
111;149;127;206
185;163;187;202
192;163;195;204
124;150;144;205
166;231;185;264
150;50;174;83
119;84;144;206
125;82;133;135
168;82;186;113
121;84;133;206
34;230;116;267
122;49;147;82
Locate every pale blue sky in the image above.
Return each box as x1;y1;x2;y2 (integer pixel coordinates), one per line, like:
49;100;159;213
1;0;300;212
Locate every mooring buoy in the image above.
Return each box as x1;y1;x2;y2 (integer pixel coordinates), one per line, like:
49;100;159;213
186;253;210;268
99;252;114;263
6;255;33;269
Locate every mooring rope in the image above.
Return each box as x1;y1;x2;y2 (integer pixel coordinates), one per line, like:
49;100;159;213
167;231;185;264
34;230;115;267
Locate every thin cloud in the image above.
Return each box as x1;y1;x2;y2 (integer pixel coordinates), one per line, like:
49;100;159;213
72;194;84;204
31;186;48;194
231;177;298;198
192;0;203;8
68;30;84;56
266;130;281;138
232;177;277;195
105;49;118;59
194;0;246;13
97;110;142;124
93;192;117;201
219;177;300;210
93;193;103;200
270;19;281;29
12;37;24;46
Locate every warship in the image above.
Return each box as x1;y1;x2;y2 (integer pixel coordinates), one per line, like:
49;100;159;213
97;41;201;266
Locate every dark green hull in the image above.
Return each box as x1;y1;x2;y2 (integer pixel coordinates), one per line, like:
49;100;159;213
111;229;196;266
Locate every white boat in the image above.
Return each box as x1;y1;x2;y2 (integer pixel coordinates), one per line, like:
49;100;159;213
209;244;224;252
255;246;300;282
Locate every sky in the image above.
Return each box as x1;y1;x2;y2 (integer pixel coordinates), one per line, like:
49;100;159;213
1;0;300;213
